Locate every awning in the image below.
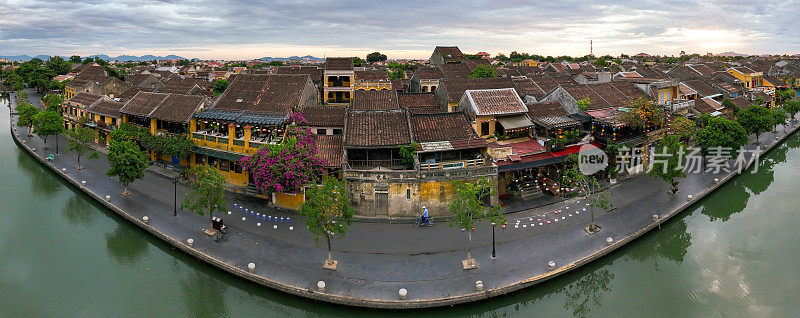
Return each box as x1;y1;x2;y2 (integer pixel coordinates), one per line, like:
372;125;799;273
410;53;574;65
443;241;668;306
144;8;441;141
531;115;581;129
193;146;244;162
497;115;534;130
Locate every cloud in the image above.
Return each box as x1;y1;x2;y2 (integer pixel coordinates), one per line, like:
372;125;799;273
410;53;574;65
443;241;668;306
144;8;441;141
0;0;797;59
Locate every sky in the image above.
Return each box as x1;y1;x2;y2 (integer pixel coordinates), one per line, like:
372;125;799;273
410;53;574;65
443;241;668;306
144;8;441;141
0;0;798;60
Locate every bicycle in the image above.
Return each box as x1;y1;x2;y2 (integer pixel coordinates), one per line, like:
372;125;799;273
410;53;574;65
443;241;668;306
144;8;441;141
413;216;434;227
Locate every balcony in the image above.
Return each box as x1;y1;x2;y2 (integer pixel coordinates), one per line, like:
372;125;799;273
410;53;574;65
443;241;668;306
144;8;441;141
419;158;486;171
191;131;278;156
347;159;410;170
666;100;694;113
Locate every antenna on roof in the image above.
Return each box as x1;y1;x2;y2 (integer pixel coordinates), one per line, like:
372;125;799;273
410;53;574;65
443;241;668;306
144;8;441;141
590;40;593;57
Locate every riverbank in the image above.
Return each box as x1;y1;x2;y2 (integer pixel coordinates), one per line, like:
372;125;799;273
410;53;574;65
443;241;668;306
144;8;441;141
8;99;800;308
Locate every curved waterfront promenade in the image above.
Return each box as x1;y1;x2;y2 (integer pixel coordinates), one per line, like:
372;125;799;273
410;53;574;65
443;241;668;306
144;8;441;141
7;97;800;309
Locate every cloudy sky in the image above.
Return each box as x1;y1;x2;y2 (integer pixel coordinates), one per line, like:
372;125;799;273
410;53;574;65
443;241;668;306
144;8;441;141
0;0;797;60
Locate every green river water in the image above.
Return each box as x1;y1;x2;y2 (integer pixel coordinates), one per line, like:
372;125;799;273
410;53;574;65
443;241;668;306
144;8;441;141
1;96;798;317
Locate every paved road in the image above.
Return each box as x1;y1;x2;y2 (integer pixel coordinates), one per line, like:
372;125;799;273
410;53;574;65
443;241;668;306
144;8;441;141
9;91;800;307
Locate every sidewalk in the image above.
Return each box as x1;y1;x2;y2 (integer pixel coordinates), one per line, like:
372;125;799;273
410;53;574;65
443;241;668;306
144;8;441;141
8;98;800;308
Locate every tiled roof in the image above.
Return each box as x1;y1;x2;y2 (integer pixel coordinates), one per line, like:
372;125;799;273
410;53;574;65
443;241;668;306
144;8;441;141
126;73;155;87
438;63;472;78
729;97;750;110
410;112;484;146
391;79;409;91
274;66;323;82
87;99;124;118
434;46;464;61
120;91;169;117
511;77;547;99
497;68;522;77
441;77;516;104
211;74;310;116
397;92;441;113
325;57;354;71
161;78;209;95
682;79;723;97
694;97;723;114
314;135;343;168
354;70;389;82
68;92;103;107
687;64;715;76
301;106;345;127
463;88;528;115
414;67;443;80
68;65;111;88
344;110;411;147
560;82;647;110
149;94;206;123
526;101;569;119
352;90;400;110
463;59;492;70
732;66;758;74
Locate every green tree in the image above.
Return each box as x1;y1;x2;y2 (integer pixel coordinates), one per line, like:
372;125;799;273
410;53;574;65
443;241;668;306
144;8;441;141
576;97;591;112
365;52;388;64
352;57;363;67
398;142;419;164
106;140;149;196
41;94;64;112
737;105;773;143
619;98;665;129
300;178;354;269
594;57;609;67
695;117;749;155
561;158;612;234
65;126;99;170
670;116;696;142
647;135;686;194
388;68;405;80
468;64;498;78
212;79;229;96
69;55;82;63
722;98;736;110
783;100;800;121
181;165;227;223
448;179;503;269
82;57;94;64
45;56;72;75
777;88;796;103
696;113;713;128
268;61;284;67
15;102;40;136
32;111;64;149
771;107;788;132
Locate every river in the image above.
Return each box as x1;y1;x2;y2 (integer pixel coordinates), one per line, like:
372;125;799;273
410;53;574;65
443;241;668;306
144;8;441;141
1;95;798;317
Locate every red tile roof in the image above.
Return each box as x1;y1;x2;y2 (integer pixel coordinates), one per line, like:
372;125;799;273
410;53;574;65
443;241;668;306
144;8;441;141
314;135;343;168
463;88;528;115
344;110;411;148
397;92;441;113
354;70;389;82
274;66;323;82
352;90;400;110
441;77;516;104
68;92;103;107
149;94;206;123
120;91;169;117
301;106;345;127
410;112;485;148
325;57;354;71
87;99;124;118
212;74;311;116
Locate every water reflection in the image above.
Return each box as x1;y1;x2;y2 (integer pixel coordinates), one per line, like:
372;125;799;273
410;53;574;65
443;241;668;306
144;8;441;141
105;224;149;264
180;271;229;318
61;195;96;226
562;269;614;318
629;219;692;266
16;151;61;198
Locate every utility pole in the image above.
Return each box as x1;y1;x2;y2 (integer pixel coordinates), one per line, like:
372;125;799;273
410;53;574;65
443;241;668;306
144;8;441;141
590;40;593;57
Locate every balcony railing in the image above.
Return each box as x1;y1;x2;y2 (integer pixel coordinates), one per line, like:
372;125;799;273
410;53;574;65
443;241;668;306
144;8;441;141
191;131;275;155
667;100;694;112
420;158;486;171
347;159;408;170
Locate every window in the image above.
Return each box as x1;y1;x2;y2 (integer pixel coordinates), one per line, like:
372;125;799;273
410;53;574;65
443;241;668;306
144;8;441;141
332;128;343;135
317;128;327;135
219;159;229;171
233;162;243;174
481;122;490;136
406;189;411;200
209;157;218;168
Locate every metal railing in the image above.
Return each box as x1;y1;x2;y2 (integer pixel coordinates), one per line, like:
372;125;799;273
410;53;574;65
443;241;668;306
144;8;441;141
419;158;486;171
347;159;408;169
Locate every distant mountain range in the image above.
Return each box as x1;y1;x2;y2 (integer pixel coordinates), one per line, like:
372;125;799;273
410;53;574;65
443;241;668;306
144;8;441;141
0;54;188;62
715;51;749;57
260;55;324;62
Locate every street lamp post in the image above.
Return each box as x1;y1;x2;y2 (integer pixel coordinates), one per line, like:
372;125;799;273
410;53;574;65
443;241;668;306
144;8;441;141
55;134;59;154
173;176;178;216
491;222;497;259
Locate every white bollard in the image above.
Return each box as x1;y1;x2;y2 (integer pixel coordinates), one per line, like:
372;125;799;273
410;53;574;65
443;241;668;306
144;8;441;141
606;237;613;245
475;280;484;291
62;168;66;172
105;195;111;201
317;280;325;292
398;288;407;300
81;180;86;186
687;194;693;201
289;226;294;231
142;216;149;224
652;214;659;222
714;178;719;183
247;262;255;272
187;238;194;246
548;261;556;269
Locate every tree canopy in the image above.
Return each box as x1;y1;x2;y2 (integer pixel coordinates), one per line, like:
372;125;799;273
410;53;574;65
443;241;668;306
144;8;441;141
737;105;773;143
45;56;72;75
448;178;503;267
648;134;686;194
66;126;99;170
670;116;696;142
212;79;229;96
15;102;40;136
32;110;64;148
784;100;800;120
468;64;498;78
106;140;149;196
695;117;749;154
365;52;387;64
181;164;227;222
300;177;354;268
619;98;665;129
42;94;64;112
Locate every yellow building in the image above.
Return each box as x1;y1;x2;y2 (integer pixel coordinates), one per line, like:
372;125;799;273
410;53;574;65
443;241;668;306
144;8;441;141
323;57;354;105
353;70;391;91
727;66;763;89
85;99;125;145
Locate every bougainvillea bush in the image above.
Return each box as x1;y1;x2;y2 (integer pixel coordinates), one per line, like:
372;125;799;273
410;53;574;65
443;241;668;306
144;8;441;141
239;113;325;194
